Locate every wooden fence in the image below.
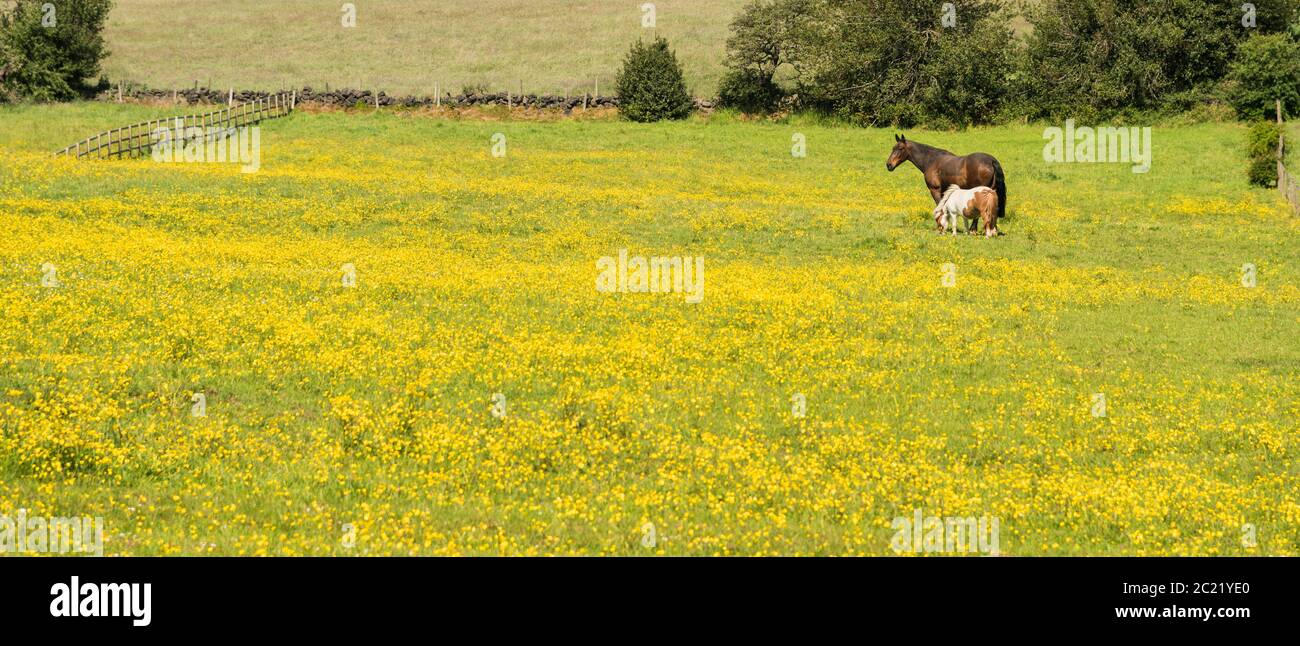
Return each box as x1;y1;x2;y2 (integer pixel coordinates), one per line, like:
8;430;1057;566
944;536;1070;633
55;91;296;160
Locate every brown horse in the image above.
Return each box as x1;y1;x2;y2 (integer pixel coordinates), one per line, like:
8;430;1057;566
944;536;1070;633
885;134;1006;221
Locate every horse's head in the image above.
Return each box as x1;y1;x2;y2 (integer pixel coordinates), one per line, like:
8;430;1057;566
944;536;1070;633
885;134;909;172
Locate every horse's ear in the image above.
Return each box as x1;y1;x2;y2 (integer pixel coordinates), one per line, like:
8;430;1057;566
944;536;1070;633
894;134;900;142
900;134;906;143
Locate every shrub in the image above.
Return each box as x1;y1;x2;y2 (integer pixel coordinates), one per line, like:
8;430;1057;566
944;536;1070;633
1226;33;1300;121
717;68;783;114
1246;121;1283;187
0;0;114;102
615;37;694;122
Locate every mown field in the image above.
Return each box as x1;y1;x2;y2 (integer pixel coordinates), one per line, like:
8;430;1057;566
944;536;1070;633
1;103;1298;555
101;0;749;96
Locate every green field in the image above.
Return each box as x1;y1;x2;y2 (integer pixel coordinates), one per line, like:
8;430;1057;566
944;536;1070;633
0;103;1298;555
101;0;749;96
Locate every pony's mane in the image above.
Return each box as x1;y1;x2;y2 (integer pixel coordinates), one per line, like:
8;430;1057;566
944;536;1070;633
936;184;962;209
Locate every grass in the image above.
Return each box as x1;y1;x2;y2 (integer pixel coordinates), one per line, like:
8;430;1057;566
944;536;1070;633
0;103;1297;555
101;0;749;96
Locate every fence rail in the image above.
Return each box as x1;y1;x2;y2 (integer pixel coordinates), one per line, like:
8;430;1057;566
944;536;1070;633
55;91;296;160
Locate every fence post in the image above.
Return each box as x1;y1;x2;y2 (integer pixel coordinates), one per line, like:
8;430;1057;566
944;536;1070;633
1277;99;1284;157
1279;99;1286;200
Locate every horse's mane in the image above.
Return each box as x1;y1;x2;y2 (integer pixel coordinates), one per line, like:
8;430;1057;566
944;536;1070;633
908;140;954;157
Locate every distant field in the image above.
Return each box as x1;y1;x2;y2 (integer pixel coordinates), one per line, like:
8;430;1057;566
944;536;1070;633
1;103;1298;555
101;0;750;96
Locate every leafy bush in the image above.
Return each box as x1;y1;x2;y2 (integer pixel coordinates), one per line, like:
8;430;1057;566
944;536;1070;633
1247;121;1283;187
717;68;783;114
1227;33;1300;121
0;0;114;102
615;37;694;122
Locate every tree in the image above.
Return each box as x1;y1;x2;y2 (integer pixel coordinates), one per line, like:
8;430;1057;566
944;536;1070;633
1227;33;1300;120
0;0;114;102
718;0;1018;126
1024;0;1300;119
716;0;811;113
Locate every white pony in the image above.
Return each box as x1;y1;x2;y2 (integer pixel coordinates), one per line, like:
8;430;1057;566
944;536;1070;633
932;185;1000;237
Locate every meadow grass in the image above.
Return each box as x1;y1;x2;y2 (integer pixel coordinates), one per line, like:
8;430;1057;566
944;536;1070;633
0;103;1297;555
101;0;748;97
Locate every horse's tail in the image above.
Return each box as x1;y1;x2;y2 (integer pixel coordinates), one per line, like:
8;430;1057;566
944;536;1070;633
991;158;1007;219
